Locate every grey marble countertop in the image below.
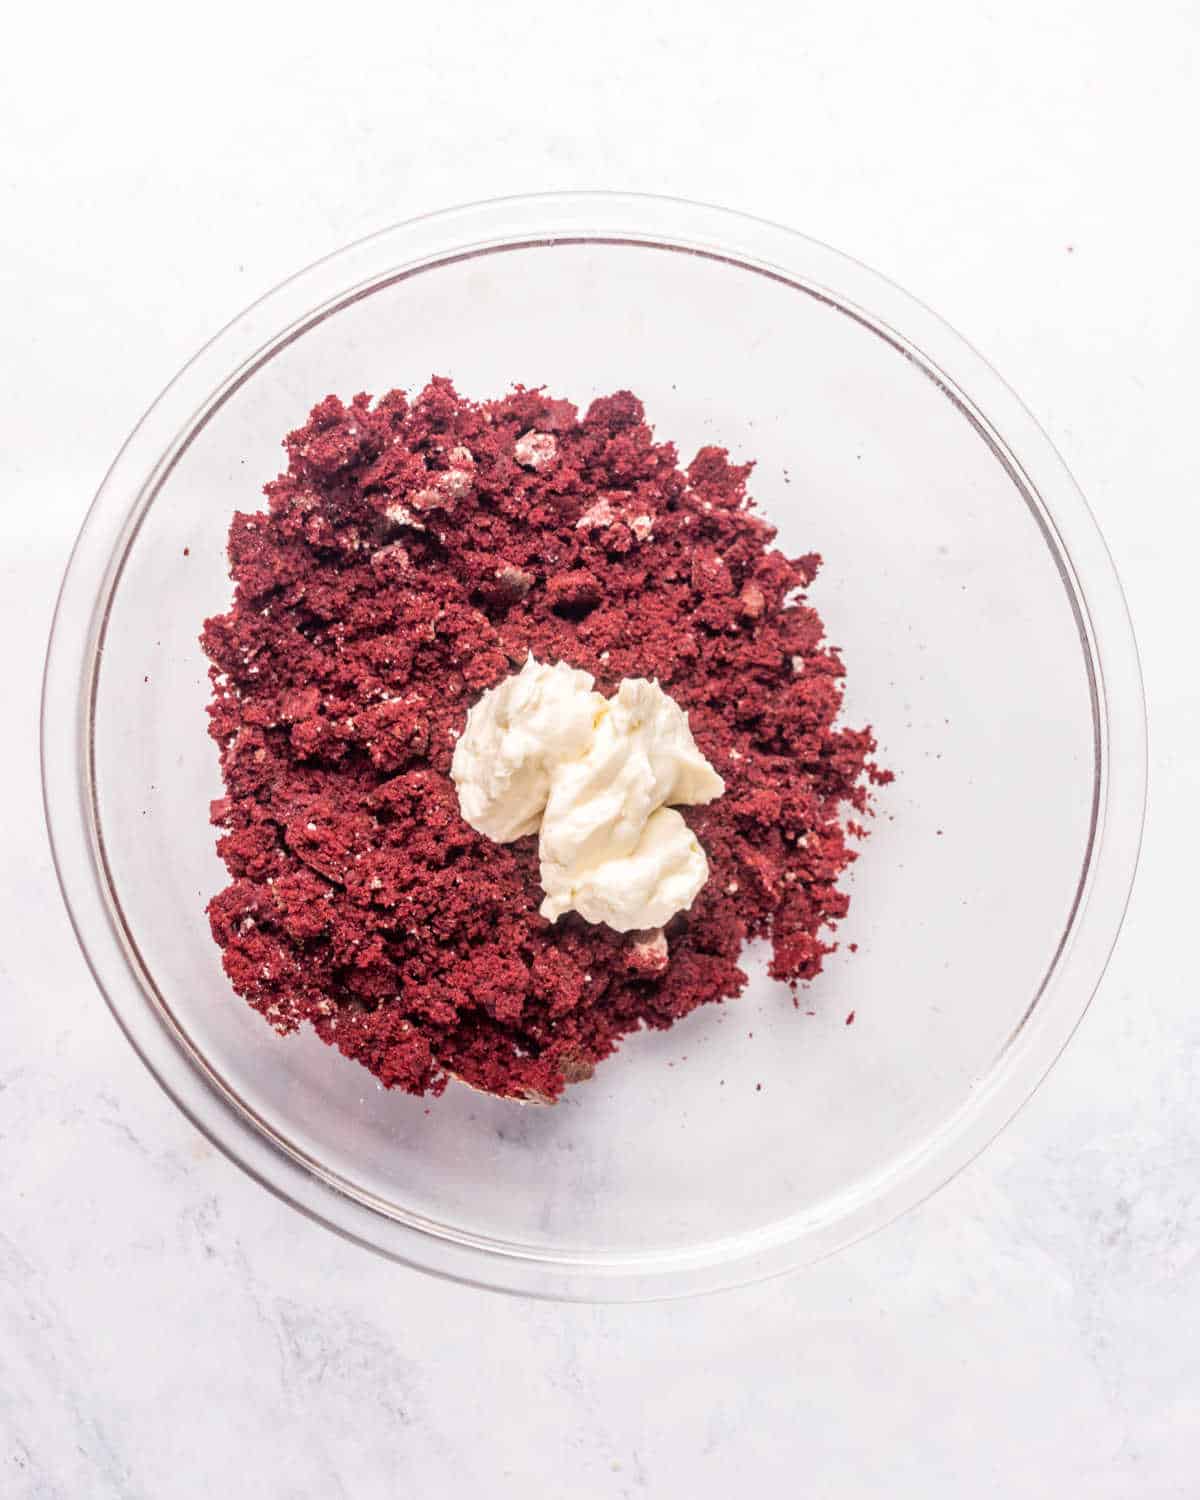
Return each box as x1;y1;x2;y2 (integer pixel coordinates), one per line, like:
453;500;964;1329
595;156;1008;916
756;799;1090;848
3;4;1197;1494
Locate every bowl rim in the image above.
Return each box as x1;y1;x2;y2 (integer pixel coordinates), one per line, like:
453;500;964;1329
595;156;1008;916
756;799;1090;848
41;190;1147;1300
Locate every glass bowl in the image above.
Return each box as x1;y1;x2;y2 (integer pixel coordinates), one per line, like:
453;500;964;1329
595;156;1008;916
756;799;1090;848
42;193;1146;1300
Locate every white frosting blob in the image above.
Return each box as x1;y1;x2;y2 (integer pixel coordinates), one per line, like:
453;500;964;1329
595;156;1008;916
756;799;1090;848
450;657;725;932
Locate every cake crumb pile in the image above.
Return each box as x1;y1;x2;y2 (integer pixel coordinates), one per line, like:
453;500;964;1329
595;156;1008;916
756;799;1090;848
202;380;888;1101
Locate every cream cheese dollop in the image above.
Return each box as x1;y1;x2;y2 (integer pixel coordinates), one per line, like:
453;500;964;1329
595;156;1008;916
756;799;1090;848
450;657;724;932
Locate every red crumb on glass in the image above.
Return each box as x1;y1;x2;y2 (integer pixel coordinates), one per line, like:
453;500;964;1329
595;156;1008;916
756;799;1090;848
200;380;884;1102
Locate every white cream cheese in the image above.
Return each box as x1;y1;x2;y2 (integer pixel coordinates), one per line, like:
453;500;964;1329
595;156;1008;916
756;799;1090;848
450;657;724;932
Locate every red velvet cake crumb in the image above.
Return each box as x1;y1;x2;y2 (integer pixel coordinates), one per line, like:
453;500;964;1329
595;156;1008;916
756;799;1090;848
201;380;887;1101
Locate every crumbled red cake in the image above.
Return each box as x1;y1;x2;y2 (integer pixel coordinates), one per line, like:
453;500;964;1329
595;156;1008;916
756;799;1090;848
201;380;888;1101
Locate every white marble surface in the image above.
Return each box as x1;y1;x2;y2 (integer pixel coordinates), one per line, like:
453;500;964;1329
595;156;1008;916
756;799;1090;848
3;2;1198;1493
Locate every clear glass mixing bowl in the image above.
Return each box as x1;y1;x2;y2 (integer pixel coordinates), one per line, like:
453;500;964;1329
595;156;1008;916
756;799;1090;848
42;194;1146;1299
